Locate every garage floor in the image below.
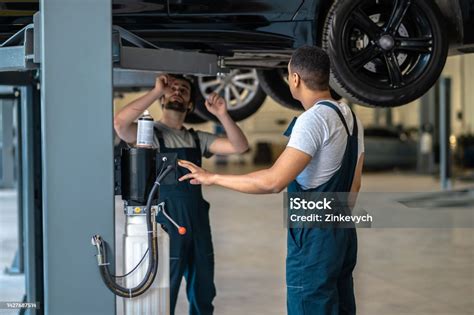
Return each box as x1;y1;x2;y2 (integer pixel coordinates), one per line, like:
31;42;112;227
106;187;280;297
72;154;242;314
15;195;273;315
1;171;473;315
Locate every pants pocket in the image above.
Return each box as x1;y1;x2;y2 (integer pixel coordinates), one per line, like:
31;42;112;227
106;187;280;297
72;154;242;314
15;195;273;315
288;228;304;249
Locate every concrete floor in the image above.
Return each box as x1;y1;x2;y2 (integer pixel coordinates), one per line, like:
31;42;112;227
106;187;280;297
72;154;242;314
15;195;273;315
1;171;473;315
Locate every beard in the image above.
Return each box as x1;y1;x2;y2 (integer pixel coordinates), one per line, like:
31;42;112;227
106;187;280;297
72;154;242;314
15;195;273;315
163;101;188;113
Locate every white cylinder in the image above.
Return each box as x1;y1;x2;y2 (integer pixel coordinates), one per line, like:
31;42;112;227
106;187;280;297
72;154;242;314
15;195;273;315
123;215;170;315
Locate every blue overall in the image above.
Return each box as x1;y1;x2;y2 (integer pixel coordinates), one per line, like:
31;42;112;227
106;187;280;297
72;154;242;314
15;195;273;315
284;101;358;315
155;128;216;315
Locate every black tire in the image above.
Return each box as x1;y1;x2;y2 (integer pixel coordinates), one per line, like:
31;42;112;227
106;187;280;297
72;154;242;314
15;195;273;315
195;69;267;122
256;69;303;110
184;111;208;124
330;87;342;101
322;0;448;107
257;69;342;108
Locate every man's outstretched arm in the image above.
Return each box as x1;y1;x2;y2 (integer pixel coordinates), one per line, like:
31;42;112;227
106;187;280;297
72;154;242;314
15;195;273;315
178;147;312;194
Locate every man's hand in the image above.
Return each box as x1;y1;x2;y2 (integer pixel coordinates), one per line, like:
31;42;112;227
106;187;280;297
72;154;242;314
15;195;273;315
205;92;228;118
153;74;174;98
178;160;216;185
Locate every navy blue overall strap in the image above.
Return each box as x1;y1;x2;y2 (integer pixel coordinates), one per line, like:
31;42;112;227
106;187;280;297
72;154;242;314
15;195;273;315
283;117;298;138
287;101;358;193
317;101;351;136
154;127;166;149
188;128;202;155
351;110;358;137
283;101;357;138
154;126;201;153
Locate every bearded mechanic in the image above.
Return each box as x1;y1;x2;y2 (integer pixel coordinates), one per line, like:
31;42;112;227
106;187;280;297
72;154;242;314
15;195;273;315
114;74;249;315
179;46;365;315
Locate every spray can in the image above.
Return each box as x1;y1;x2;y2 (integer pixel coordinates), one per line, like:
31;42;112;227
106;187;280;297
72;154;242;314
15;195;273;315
137;110;154;148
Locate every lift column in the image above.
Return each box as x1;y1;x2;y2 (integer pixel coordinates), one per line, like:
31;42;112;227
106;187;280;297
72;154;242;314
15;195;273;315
40;1;115;314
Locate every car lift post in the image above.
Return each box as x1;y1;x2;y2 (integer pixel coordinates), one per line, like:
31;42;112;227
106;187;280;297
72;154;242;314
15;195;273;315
0;88;25;277
417;85;436;174
0;89;16;189
439;77;452;190
19;83;44;315
0;1;222;314
40;1;115;314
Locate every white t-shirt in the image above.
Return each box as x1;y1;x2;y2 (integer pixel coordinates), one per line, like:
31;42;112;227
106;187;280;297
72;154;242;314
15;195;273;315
287;100;364;190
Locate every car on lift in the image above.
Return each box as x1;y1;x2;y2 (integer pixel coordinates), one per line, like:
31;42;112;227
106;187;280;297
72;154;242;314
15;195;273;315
1;0;473;122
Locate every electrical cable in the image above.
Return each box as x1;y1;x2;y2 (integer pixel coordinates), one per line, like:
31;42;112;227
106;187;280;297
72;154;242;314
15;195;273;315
108;160;168;279
91;164;174;298
111;248;149;279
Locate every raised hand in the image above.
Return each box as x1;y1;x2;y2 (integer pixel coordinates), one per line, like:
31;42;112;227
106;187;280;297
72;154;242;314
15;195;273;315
153;74;174;97
205;92;228;118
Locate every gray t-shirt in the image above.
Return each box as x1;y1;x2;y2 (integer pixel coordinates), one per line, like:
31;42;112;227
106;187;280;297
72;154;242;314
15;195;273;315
153;121;218;158
287;100;364;190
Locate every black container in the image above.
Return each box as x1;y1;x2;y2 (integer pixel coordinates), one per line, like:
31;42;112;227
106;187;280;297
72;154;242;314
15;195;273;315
121;147;157;205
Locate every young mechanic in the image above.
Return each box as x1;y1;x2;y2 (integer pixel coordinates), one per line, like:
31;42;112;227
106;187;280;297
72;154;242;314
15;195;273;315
179;46;365;315
114;74;249;315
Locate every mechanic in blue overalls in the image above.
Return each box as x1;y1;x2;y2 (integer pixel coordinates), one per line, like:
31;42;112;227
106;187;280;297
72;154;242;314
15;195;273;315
114;74;249;315
179;46;365;315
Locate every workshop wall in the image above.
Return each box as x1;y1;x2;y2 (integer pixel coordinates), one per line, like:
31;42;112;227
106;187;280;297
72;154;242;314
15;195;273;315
442;54;474;135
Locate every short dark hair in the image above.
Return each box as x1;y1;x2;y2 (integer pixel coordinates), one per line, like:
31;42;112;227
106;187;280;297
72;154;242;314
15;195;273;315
289;46;330;91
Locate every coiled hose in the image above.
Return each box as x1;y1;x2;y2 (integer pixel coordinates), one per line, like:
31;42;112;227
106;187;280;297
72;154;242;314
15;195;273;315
91;165;173;298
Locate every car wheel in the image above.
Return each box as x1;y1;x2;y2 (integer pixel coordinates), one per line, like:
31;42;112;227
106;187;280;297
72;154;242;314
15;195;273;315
257;69;343;109
256;69;303;110
322;0;448;107
184;111;208;124
194;69;266;122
